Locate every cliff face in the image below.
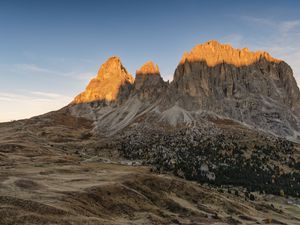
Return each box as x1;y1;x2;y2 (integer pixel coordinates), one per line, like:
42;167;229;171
72;57;134;104
70;41;300;141
173;41;300;110
169;41;300;138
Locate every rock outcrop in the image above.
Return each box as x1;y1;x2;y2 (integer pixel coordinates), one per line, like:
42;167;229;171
73;56;134;104
133;61;167;101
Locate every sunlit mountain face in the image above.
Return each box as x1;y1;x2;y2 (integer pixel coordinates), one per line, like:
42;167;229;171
72;57;134;104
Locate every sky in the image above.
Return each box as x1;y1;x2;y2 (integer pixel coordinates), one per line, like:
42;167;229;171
0;0;300;122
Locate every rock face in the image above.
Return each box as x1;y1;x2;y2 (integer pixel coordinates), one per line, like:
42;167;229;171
70;40;300;141
72;56;134;104
173;41;300;109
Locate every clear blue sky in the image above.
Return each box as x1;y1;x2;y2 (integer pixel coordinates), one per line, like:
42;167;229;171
0;0;300;121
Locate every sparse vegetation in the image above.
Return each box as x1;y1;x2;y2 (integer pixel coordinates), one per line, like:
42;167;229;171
120;124;300;198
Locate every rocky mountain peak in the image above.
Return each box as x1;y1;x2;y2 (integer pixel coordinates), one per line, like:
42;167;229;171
174;41;299;105
133;61;167;100
134;61;163;90
72;56;134;104
136;61;160;76
180;40;281;67
97;56;131;80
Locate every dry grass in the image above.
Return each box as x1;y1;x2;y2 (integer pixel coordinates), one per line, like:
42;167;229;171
0;110;299;225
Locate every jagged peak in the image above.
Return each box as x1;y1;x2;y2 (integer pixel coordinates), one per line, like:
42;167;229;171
133;61;166;93
106;55;121;62
98;56;122;72
97;56;133;82
136;61;160;76
72;56;134;104
180;40;281;67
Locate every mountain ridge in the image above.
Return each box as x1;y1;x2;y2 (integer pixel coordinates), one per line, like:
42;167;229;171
70;40;300;141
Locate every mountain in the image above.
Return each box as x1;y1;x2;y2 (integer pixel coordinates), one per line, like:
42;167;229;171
70;40;300;140
68;41;300;199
